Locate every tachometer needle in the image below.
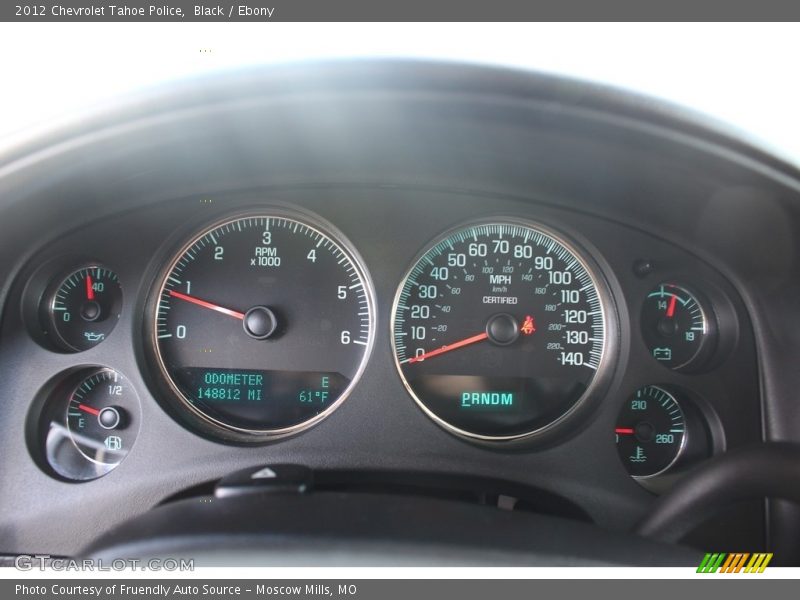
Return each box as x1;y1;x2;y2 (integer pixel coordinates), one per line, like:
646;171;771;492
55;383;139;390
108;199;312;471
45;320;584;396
407;332;489;364
86;275;95;301
168;290;245;320
78;403;101;416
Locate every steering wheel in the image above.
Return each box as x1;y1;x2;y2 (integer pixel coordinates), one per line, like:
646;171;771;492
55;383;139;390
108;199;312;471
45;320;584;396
81;443;800;566
636;442;800;543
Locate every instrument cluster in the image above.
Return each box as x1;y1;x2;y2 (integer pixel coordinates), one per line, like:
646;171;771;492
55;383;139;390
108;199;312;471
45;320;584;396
16;194;750;494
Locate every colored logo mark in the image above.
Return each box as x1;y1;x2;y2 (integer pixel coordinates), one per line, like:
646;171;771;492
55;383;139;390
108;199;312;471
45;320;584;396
697;552;773;573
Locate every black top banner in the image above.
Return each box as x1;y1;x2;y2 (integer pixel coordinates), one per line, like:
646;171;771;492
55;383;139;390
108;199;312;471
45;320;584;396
4;0;800;21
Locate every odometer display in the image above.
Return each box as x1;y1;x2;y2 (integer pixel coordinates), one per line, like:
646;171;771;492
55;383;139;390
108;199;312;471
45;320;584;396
151;212;374;440
391;220;612;440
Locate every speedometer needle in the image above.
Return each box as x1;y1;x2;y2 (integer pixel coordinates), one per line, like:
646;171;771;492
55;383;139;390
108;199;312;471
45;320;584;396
168;290;245;320
407;332;489;364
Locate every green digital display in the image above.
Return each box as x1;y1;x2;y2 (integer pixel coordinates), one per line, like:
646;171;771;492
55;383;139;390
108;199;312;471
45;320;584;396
195;370;265;401
174;367;351;430
460;391;515;409
298;375;330;404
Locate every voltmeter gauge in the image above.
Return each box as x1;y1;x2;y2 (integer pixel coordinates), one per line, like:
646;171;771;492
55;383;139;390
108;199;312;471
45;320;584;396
641;283;716;372
42;368;141;481
615;385;686;478
41;266;122;352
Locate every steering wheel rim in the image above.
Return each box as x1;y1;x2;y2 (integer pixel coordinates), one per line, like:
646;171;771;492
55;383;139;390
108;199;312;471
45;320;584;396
636;442;800;543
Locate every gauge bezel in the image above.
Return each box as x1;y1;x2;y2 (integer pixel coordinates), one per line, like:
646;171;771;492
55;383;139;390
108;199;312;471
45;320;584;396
65;367;139;468
28;366;142;483
640;282;718;373
146;207;377;443
617;384;689;480
42;264;123;353
390;216;619;443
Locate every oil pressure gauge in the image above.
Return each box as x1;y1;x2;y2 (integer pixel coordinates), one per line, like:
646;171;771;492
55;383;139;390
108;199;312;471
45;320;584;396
641;283;716;372
41;265;122;352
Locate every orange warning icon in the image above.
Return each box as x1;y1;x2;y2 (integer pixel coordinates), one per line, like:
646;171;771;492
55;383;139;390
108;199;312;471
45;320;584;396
520;315;536;335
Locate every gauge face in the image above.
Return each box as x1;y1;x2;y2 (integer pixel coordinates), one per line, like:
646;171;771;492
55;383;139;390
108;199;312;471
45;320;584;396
44;368;140;481
391;220;612;440
44;266;122;351
151;212;375;439
615;385;686;478
641;283;715;371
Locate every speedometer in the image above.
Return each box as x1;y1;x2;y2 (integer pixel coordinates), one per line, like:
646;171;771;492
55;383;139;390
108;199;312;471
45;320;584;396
149;210;375;442
391;219;615;441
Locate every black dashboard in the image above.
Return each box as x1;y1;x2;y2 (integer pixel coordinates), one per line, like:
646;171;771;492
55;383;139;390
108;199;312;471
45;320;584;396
1;61;799;564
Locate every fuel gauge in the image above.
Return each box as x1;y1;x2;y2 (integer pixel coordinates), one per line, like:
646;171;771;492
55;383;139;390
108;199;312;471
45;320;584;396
41;367;141;481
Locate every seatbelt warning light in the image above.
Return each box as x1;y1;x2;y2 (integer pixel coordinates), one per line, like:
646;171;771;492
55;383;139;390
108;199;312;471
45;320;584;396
520;315;536;335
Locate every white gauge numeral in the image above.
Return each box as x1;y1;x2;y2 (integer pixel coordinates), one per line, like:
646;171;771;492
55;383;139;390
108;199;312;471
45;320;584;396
447;253;466;267
410;305;430;319
534;256;552;270
418;285;437;299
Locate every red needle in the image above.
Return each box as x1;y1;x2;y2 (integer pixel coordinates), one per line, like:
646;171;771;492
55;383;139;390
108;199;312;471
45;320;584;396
615;427;635;435
86;275;95;301
78;404;101;416
666;294;677;318
168;290;245;320
408;332;489;364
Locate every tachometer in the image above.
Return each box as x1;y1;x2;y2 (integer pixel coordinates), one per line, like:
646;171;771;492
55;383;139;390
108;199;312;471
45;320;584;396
391;219;614;441
149;211;375;441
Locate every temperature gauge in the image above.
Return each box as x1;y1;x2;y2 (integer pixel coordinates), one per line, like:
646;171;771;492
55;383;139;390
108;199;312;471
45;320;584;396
641;283;716;372
42;367;141;481
42;265;122;352
615;385;686;478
